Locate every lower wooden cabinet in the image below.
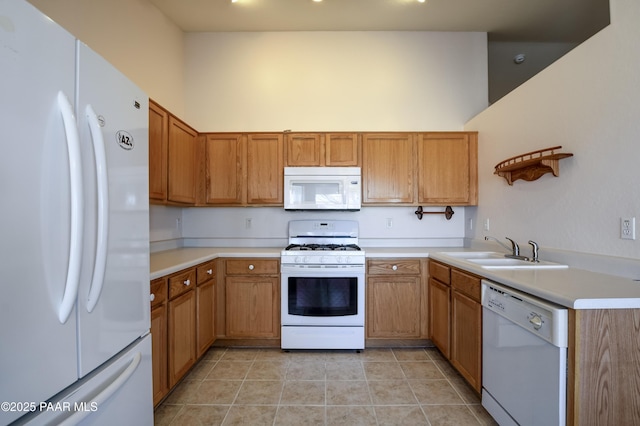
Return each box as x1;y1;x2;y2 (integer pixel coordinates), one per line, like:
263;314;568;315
366;259;427;339
151;260;217;406
168;269;197;388
428;260;482;392
428;277;451;357
224;259;280;338
451;286;481;391
196;261;216;358
150;277;168;406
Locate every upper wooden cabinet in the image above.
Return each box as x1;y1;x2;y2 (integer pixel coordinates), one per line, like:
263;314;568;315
148;100;199;205
148;100;169;203
362;131;478;206
203;133;244;205
417;132;478;205
246;133;283;205
284;133;360;167
362;133;416;204
201;133;283;206
167;116;198;204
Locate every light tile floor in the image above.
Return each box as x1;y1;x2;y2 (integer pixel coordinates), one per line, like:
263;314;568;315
154;347;498;425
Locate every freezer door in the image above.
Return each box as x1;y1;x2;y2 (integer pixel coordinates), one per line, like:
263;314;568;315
0;1;79;423
75;42;150;377
15;334;154;426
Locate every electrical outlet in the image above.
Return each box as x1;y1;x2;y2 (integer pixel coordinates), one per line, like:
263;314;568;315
621;217;636;240
175;218;181;232
386;218;393;229
483;218;490;231
245;218;252;229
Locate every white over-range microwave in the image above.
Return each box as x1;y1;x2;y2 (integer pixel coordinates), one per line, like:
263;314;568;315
284;167;361;211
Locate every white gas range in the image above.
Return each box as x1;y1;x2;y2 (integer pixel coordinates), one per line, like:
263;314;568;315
280;220;365;350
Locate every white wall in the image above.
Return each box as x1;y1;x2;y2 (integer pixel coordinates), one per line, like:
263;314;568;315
181;206;467;248
27;0;186;115
465;0;640;262
173;31;488;248
184;31;488;132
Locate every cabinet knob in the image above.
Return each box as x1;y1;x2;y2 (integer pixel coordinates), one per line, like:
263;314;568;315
207;269;213;275
184;279;191;286
248;264;255;270
392;265;398;271
150;293;155;302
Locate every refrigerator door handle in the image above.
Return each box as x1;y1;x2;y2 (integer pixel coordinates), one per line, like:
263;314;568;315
57;351;142;426
57;91;83;324
85;104;109;313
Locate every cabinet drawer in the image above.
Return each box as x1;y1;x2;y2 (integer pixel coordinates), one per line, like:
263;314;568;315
451;269;481;302
150;278;167;308
169;269;196;299
367;259;421;275
429;260;450;285
196;260;216;285
226;259;279;275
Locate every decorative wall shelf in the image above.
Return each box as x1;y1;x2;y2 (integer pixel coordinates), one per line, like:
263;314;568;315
494;146;573;185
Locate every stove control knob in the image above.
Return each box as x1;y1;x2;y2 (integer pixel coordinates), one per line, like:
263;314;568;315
337;256;345;263
321;256;330;263
295;256;303;263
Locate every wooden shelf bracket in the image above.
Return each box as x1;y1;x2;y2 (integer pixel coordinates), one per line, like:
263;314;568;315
494;146;573;185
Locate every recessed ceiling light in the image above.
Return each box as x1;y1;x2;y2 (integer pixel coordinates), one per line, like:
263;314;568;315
417;0;427;3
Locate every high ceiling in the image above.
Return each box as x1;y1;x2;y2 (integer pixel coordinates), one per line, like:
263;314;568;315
148;0;610;43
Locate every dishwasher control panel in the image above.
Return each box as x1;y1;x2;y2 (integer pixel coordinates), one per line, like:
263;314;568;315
481;280;568;347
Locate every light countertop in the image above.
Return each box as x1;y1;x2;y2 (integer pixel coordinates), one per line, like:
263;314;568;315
429;251;640;310
150;247;640;310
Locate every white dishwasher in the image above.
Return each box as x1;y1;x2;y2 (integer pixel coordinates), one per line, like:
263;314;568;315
481;280;568;426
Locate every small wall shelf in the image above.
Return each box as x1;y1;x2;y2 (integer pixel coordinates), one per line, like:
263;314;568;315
494;146;573;185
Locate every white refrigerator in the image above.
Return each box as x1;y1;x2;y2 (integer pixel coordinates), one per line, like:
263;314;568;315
0;0;153;424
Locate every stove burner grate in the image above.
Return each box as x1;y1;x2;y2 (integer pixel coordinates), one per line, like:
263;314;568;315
285;243;361;251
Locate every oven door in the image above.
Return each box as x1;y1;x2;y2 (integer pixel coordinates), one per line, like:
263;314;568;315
281;266;365;326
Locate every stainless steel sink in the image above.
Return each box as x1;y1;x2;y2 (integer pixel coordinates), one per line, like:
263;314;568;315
439;251;501;259
467;258;568;269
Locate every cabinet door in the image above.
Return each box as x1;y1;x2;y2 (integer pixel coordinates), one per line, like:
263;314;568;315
417;132;478;205
367;276;421;338
451;290;482;392
203;133;244;204
150;278;168;406
167;116;198;204
168;289;196;387
148;100;168;202
428;278;451;358
196;280;216;358
285;133;322;166
362;133;415;204
226;276;279;338
246;134;283;205
325;133;359;166
150;304;167;406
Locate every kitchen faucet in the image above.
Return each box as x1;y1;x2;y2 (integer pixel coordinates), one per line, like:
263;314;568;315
528;240;539;263
484;236;530;261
